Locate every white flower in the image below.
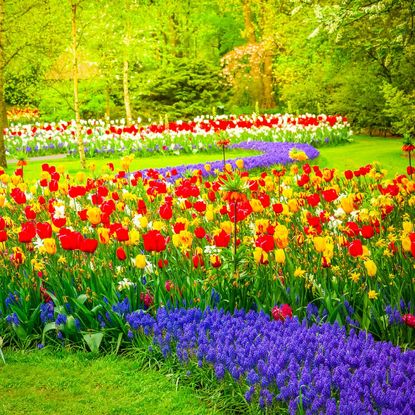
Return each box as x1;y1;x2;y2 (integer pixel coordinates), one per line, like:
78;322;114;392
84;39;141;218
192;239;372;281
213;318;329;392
117;278;135;291
204;245;220;255
33;236;44;250
53;205;65;219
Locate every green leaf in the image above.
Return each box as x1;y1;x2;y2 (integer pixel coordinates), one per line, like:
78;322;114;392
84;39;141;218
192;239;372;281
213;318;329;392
0;347;5;365
65;316;77;334
42;322;56;343
76;294;88;305
83;332;104;353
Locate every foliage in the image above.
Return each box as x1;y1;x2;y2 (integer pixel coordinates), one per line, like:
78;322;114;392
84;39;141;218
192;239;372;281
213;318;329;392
382;83;415;136
137;58;229;119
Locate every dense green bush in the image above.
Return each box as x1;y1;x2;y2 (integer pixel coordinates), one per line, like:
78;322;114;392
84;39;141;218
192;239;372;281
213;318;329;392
135;57;229;120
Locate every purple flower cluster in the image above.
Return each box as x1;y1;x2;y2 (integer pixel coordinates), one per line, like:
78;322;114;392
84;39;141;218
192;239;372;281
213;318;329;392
126;307;415;414
137;141;319;180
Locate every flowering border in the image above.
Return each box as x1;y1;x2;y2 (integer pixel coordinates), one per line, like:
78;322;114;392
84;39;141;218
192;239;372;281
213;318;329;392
137;141;319;179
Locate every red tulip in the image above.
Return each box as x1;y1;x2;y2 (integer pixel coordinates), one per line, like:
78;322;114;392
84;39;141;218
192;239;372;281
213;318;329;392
23;206;36;220
36;222;52;239
307;193;320;207
194;227;206;239
159;203;173;220
344;170;353;180
272;203;284;214
272;304;292;321
402;314;415;328
360;225;374;239
348;240;363;257
79;238;98;253
116;247;127;261
255;234;275;252
116;228;129;242
59;230;83;250
193;201;207;213
0;230;7;242
142;230;167;252
18;222;36;243
213;229;230;248
10;188;26;204
322;189;338;202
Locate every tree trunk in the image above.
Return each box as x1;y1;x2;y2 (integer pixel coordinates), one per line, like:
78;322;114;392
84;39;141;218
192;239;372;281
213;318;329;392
0;0;7;169
262;48;275;109
123;58;132;125
242;0;263;107
71;0;86;169
242;0;256;43
123;0;132;126
105;81;111;121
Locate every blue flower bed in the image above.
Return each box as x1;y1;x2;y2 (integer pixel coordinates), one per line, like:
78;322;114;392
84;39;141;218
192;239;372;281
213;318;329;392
137;141;319;179
126;307;415;415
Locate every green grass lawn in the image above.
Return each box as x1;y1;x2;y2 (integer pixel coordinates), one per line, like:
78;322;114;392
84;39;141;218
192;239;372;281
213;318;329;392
0;350;221;415
316;135;407;177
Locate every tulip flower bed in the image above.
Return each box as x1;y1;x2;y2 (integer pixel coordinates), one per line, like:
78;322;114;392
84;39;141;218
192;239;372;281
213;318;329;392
1;138;415;413
4;113;350;158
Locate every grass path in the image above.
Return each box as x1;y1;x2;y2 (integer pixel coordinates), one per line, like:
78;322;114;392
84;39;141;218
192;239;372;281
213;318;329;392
0;350;221;415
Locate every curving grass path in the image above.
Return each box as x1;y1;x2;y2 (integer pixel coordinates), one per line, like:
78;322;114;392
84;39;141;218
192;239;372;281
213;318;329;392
5;135;408;181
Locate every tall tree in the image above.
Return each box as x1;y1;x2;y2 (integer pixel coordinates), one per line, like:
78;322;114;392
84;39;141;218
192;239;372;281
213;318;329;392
0;0;6;168
123;0;133;125
0;0;55;168
70;0;86;169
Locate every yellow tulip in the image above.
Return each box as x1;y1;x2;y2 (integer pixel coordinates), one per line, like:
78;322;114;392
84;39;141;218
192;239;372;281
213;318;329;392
127;229;140;245
403;221;413;233
87;207;101;225
135;254;147;269
287;199;299;213
340;194;355;214
43;238;57;255
275;249;286;264
235;159;244;169
313;236;326;253
139;215;148;229
206;209;214;221
253;247;268;264
402;236;412;252
250;199;263;213
0;174;10;184
152;221;164;231
220;221;233;234
364;259;377;277
97;228;110;244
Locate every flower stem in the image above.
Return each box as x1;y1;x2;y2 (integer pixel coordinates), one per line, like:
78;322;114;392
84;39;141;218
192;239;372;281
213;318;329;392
233;201;237;273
